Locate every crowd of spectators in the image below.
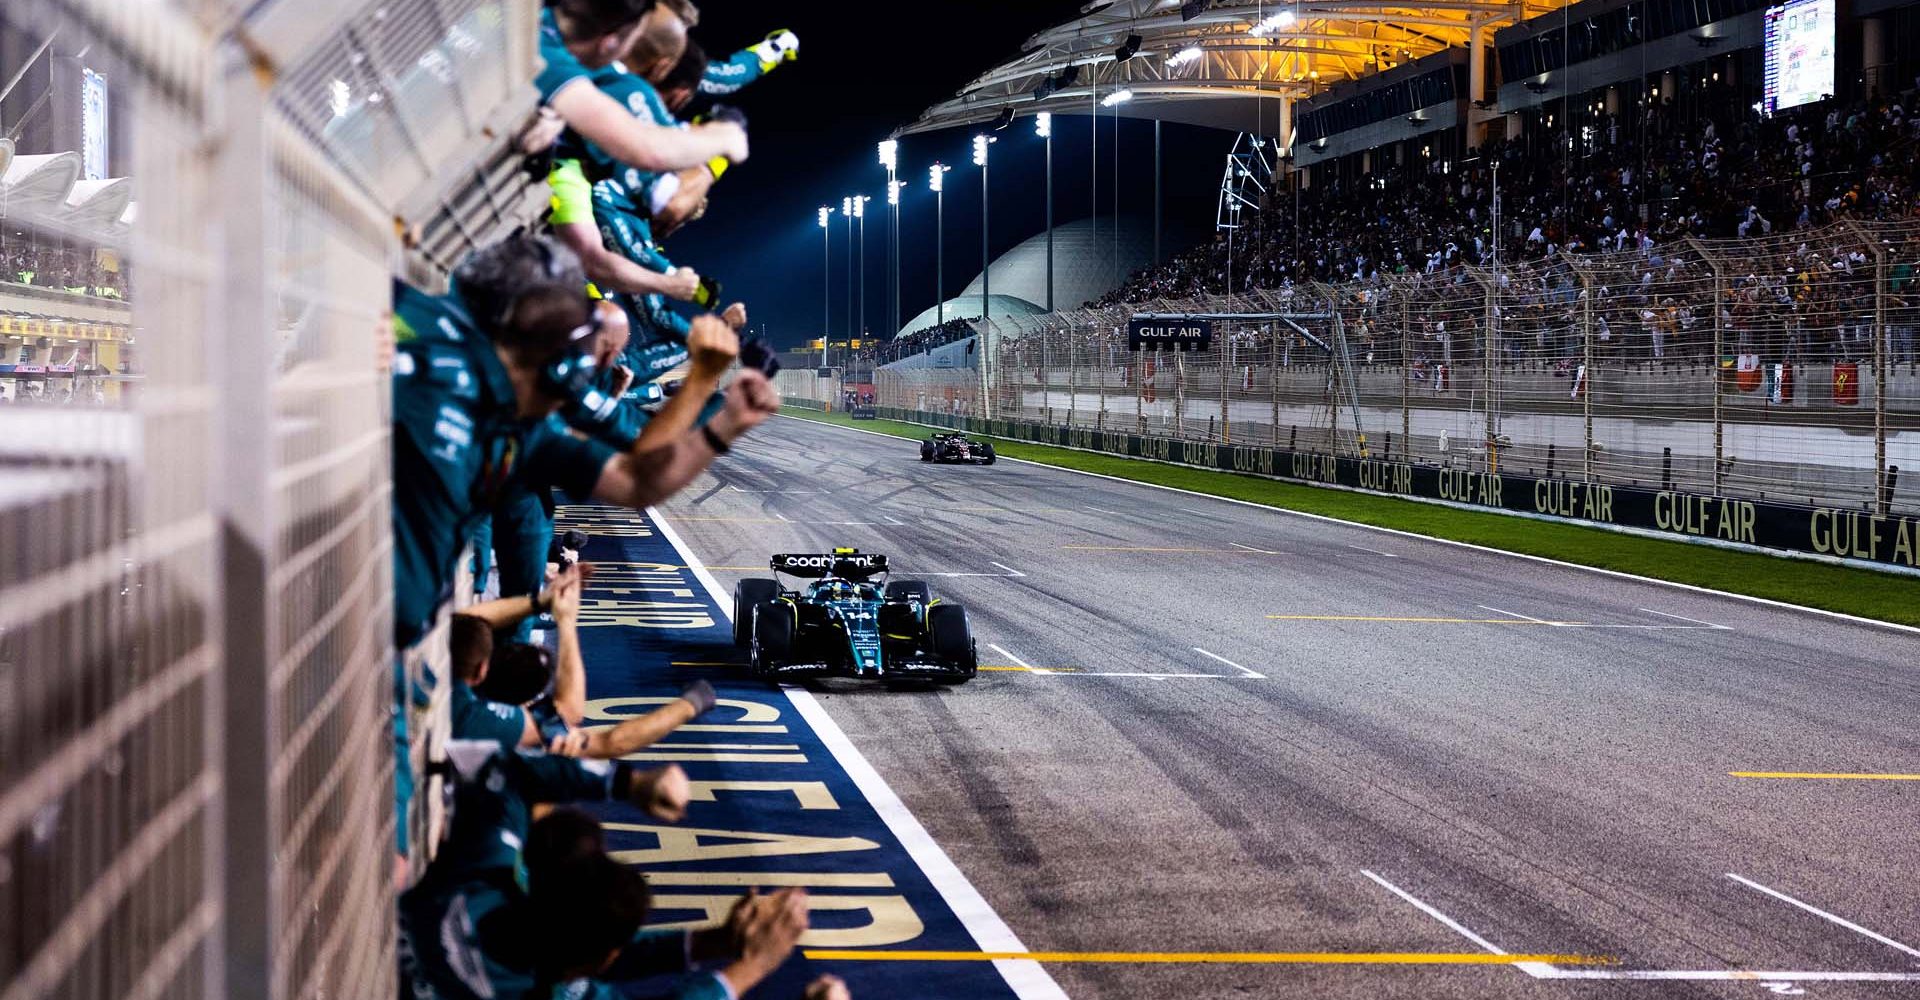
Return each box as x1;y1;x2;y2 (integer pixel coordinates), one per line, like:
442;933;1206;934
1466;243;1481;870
873;317;974;365
1;244;126;298
383;2;851;999
1088;85;1920;369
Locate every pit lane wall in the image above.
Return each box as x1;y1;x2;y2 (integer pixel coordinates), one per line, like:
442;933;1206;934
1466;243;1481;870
858;405;1920;575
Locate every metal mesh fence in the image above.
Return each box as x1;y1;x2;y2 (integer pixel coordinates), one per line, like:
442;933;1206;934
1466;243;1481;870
878;220;1920;516
3;0;544;995
1;4;221;999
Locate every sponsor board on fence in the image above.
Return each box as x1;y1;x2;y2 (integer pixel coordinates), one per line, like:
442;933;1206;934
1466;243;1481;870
867;406;1918;571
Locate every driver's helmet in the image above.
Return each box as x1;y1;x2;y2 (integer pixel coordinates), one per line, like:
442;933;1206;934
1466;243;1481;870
818;578;861;602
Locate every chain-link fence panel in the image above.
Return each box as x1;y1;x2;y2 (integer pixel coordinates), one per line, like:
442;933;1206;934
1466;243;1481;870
1;4;222;999
893;221;1913;515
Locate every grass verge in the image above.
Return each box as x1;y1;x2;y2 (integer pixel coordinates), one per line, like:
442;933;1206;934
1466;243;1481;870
780;407;1920;628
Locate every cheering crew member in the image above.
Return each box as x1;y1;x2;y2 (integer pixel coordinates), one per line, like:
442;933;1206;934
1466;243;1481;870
389;237;777;852
536;0;745;177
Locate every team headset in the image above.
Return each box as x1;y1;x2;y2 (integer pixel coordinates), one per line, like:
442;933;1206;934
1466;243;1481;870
463;235;615;418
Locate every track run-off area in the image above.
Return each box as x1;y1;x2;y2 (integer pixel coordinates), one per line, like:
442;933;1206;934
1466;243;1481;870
572;413;1920;1000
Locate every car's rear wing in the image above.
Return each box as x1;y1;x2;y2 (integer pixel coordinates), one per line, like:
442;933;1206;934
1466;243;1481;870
770;551;889;579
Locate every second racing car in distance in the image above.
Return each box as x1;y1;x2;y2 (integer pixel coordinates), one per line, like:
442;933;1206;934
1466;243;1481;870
920;431;996;464
732;549;978;683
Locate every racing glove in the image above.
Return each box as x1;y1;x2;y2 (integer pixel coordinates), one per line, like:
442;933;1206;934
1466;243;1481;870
751;30;800;71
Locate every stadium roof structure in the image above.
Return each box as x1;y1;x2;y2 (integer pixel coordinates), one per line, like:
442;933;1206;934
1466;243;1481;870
898;0;1566;137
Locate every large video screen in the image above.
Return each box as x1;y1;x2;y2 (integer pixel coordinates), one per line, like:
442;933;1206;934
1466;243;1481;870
1762;0;1835;114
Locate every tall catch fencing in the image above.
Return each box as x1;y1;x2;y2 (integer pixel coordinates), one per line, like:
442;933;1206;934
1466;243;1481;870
879;220;1920;516
1;0;544;998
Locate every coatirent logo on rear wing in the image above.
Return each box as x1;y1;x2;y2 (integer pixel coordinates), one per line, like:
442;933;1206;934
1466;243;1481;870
770;552;890;578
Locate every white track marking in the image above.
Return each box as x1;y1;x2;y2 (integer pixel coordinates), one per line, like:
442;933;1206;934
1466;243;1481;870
1228;541;1281;554
882;514;907;526
1362;871;1511;955
651;509;1068;1000
1726;874;1920;960
772;511;791;522
989;561;1028;578
1083;505;1124;515
988;642;1238;680
1178;506;1213;516
1347;543;1398;558
1537;970;1920;982
1192;647;1265;678
1638;607;1731;629
780;418;1920;636
1476;605;1568;627
1362;871;1558;979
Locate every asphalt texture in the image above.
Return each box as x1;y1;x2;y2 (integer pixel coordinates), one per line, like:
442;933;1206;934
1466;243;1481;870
658;413;1920;999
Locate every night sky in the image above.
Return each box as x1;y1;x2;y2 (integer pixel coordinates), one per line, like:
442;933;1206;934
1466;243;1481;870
669;1;1239;349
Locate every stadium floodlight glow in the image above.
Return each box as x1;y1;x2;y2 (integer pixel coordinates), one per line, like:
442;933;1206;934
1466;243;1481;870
887;179;904;205
1101;88;1135;107
852;194;868;218
877;139;898;169
817;206;831;228
1249;9;1297;36
929;162;949;191
842;195;853;215
972;134;991;166
1166;46;1203;68
1034;111;1052;138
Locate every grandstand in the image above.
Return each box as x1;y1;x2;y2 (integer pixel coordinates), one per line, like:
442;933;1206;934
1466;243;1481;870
852;0;1920;516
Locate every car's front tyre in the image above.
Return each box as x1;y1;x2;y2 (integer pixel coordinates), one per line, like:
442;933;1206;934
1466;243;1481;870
749;600;794;681
732;579;781;647
927;604;977;684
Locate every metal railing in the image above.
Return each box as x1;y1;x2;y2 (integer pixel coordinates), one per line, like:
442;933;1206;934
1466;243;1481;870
874;220;1920;514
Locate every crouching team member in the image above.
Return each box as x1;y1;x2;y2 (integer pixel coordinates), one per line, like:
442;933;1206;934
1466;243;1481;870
401;745;848;1000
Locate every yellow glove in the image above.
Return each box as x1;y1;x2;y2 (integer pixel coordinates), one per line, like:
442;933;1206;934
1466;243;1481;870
751;30;800;71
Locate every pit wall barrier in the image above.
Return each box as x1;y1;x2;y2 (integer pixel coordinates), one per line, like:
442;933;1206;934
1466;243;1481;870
849;404;1920;575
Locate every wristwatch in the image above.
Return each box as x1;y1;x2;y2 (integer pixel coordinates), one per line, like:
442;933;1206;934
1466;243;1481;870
702;425;731;455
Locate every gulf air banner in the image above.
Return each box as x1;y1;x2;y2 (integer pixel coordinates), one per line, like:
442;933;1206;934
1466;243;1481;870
873;407;1920;571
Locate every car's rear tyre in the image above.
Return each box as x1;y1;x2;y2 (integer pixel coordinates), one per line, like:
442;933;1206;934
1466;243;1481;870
750;601;793;680
920;441;934;462
884;580;931;603
979;442;997;465
927;604;976;683
732;579;780;647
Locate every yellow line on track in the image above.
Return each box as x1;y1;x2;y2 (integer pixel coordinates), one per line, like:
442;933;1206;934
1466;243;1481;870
802;949;1610;966
1266;615;1583;625
1730;772;1920;781
1063;546;1271;553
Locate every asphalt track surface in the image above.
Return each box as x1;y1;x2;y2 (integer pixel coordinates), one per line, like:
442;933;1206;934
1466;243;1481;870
659;414;1920;999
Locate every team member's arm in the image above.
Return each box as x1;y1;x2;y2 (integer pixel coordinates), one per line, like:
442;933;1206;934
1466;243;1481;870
548;85;747;172
576;682;715;758
655;166;717;237
461;568;584;630
631;316;737;452
548;569;588;724
587;369;779;508
699;30;799;97
554;219;700;300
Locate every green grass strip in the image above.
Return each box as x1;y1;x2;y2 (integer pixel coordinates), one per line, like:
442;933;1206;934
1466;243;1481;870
781;407;1920;628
